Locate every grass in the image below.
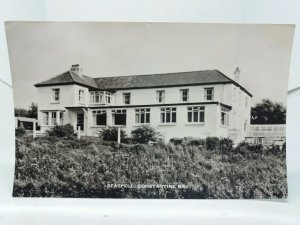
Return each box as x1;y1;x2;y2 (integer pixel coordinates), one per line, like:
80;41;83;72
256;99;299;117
13;135;287;199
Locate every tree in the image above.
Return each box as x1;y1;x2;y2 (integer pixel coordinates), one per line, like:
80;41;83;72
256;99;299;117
251;99;286;124
14;102;38;119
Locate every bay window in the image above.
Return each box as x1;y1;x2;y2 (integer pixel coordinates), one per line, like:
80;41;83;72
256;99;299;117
90;91;112;104
221;107;229;126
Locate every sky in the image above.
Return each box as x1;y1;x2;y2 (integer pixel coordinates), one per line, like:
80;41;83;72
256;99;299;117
5;22;294;108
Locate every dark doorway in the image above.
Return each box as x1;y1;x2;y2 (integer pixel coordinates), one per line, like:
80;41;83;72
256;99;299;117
77;113;84;130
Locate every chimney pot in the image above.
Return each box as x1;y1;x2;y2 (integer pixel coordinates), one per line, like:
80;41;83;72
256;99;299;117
70;64;82;77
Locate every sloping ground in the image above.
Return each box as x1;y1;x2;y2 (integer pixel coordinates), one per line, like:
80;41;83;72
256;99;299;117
13;136;287;199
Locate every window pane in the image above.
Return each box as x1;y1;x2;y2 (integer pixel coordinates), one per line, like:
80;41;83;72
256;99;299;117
172;112;176;123
193;111;198;122
166;112;170;123
161;113;165;123
188;111;192;122
141;113;145;123
115;114;126;125
146;113;150;123
200;111;205;122
97;114;107;125
135;114;139;123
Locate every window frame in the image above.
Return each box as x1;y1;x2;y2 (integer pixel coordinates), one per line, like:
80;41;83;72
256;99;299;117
220;107;230;127
187;106;205;123
156;90;165;103
204;87;214;101
135;108;150;124
180;89;189;102
92;110;107;126
112;109;127;126
90;91;112;104
160;107;176;124
51;88;60;103
79;89;85;103
123;93;131;105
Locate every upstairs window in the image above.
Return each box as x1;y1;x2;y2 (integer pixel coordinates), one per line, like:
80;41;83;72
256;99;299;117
79;90;85;103
156;90;165;103
204;88;214;101
221;107;230;126
180;89;189;102
187;106;205;123
51;88;60;103
90;91;112;104
92;110;107;126
160;107;176;124
135;108;150;124
123;93;131;105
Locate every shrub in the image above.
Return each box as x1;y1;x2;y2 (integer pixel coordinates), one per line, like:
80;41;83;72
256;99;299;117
219;138;234;152
46;124;75;138
205;137;220;150
15;127;26;137
131;125;162;144
186;138;205;146
98;126;127;142
169;138;183;145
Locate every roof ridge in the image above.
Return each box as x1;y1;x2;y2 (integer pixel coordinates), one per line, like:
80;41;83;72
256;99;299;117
93;69;218;79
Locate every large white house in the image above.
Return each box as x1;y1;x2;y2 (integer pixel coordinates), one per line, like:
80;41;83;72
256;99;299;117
35;64;252;143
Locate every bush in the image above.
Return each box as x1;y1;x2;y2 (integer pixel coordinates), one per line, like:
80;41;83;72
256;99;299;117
131;125;162;144
169;138;183;145
99;126;127;142
15;127;26;137
46;124;75;138
186;138;205;146
219;138;234;152
205;137;220;150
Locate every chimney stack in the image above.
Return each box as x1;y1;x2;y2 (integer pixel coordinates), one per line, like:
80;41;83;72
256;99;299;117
70;64;82;77
234;67;240;83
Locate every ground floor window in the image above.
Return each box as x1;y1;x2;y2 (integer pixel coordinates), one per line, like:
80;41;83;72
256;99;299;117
187;106;205;123
92;110;107;126
135;108;150;124
221;107;229;126
160;107;176;123
42;111;64;125
112;109;126;125
42;112;49;125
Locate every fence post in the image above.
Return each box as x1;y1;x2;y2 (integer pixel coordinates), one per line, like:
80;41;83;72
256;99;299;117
77;126;81;140
117;127;121;144
33;122;36;138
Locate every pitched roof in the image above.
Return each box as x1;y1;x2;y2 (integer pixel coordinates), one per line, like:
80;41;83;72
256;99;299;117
34;69;252;96
34;71;98;89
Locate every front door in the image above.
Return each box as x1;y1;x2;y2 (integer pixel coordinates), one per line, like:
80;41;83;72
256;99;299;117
77;113;84;130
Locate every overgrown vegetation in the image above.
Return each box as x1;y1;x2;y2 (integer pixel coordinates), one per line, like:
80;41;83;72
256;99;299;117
131;125;162;144
98;126;128;142
13;134;287;199
46;124;75;138
15;127;26;137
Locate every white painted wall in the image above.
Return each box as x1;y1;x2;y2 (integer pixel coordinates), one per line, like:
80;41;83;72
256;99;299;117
114;83;233;105
36;82;252;142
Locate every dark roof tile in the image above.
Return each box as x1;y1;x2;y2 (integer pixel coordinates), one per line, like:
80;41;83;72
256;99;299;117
34;69;252;96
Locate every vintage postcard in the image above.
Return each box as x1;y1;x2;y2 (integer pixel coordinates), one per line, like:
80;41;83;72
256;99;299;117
6;22;294;198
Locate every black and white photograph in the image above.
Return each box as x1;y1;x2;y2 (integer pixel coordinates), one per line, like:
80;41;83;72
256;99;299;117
6;22;293;199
